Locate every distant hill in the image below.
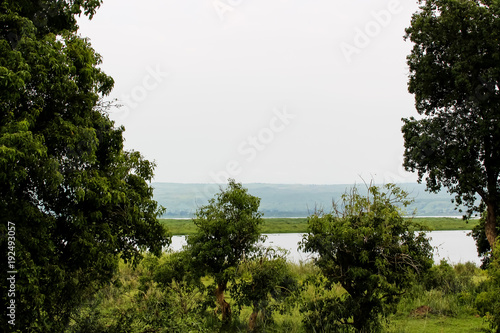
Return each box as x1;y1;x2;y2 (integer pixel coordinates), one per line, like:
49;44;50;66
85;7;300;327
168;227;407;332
152;183;471;218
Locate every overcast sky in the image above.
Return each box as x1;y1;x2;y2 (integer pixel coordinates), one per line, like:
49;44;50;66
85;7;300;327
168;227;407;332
77;0;423;184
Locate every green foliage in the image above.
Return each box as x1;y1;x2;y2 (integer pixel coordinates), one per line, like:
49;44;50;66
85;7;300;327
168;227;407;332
186;179;265;321
402;0;500;249
387;315;487;332
472;211;500;268
161;216;480;235
423;260;476;295
300;184;434;332
67;257;209;333
64;253;491;333
0;1;169;331
231;247;299;331
187;179;264;283
476;241;500;332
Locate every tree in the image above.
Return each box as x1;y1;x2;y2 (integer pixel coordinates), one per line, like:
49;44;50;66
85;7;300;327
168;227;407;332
186;179;265;322
0;1;169;331
300;184;433;332
402;0;500;250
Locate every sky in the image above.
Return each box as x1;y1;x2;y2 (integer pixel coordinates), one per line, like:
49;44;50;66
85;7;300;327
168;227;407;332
77;0;423;185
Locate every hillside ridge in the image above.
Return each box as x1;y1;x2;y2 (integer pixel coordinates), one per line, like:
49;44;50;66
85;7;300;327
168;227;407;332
152;182;469;218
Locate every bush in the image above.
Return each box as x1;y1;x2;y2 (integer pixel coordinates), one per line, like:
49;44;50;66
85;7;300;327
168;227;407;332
423;260;477;295
300;184;433;332
231;247;299;331
476;242;500;332
67;255;210;333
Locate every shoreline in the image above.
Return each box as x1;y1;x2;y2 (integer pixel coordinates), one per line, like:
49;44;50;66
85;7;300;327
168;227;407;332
160;217;481;236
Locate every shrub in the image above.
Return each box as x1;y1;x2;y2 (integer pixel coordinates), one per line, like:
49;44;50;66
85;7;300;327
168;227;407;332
476;241;500;332
300;184;433;332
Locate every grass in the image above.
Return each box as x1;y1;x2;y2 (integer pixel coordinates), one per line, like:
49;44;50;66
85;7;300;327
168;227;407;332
160;217;480;235
68;256;493;333
412;217;480;231
387;315;488;332
159;218;198;235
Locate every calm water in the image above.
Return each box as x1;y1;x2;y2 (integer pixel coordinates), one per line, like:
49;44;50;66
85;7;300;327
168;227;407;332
169;230;481;266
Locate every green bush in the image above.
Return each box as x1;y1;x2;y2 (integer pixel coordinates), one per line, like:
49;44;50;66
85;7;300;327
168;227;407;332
67;256;210;333
476;242;500;332
300;184;433;332
423;260;477;294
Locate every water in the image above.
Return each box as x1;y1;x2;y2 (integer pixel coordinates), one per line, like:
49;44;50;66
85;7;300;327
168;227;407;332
169;230;481;266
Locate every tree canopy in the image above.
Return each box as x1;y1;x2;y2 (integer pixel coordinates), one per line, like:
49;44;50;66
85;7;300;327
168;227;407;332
402;0;500;250
0;1;169;331
187;179;265;322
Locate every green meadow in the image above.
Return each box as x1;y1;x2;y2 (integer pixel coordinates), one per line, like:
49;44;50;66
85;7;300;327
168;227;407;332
160;217;480;235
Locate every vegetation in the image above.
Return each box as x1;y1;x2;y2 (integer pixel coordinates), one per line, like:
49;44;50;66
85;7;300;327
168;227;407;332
186;179;265;322
65;253;492;333
231;247;298;331
4;0;500;332
0;1;169;331
300;184;433;332
402;0;500;250
62;182;494;333
403;3;500;328
476;241;500;332
160;216;481;235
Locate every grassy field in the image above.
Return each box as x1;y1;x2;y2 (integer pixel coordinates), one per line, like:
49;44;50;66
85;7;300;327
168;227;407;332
386;316;488;332
159;217;481;235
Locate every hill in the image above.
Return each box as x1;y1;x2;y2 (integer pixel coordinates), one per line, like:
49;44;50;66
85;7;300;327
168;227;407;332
152;182;472;218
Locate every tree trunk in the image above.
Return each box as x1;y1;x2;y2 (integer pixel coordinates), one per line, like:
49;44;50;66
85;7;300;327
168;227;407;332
215;282;231;322
486;201;498;249
248;307;259;332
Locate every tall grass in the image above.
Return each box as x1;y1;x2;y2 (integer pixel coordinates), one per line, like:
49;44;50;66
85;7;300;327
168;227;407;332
66;255;490;333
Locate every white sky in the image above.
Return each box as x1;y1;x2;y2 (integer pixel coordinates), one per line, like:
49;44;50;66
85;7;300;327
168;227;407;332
77;0;422;184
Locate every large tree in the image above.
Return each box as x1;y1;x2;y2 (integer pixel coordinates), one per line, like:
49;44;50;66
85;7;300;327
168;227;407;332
186;179;264;322
402;0;500;249
0;1;169;331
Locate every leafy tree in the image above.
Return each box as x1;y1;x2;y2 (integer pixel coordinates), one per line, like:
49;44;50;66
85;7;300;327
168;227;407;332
186;179;265;322
2;0;103;39
231;247;298;331
402;0;500;250
0;1;169;331
300;184;433;332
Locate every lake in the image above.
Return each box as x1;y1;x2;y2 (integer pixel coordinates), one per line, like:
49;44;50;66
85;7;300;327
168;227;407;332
169;230;481;266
